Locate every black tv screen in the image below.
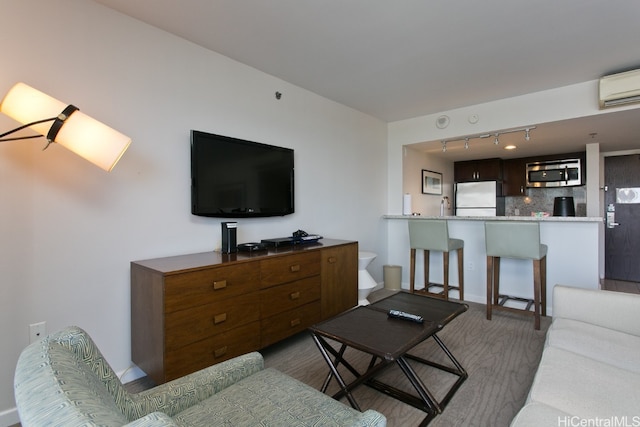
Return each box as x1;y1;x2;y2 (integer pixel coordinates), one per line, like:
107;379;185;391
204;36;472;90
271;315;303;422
191;130;294;218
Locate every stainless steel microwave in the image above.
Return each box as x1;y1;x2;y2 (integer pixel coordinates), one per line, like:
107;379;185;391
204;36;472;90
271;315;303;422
526;158;582;187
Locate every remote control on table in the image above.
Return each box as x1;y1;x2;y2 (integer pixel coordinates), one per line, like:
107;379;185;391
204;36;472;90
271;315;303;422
388;309;424;324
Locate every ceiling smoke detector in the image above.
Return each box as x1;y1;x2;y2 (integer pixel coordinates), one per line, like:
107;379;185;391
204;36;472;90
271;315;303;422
436;115;450;129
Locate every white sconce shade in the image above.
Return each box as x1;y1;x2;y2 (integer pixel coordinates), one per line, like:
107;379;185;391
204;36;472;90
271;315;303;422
1;83;131;171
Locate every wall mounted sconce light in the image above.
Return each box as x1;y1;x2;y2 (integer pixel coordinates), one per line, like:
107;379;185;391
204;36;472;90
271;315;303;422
0;82;131;172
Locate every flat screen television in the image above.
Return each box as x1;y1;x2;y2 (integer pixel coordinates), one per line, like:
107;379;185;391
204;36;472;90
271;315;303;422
191;130;295;218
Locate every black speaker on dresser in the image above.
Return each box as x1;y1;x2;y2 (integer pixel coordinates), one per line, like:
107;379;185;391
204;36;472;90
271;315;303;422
221;222;237;253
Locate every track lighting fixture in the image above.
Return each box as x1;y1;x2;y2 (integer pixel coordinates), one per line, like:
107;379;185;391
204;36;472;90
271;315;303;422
437;125;536;154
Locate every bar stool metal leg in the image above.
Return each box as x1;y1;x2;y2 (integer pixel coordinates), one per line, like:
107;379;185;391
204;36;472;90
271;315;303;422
410;248;417;293
456;248;464;301
541;256;547;317
532;257;547;330
424;250;431;295
486;256;494;321
442;251;449;299
486;255;501;318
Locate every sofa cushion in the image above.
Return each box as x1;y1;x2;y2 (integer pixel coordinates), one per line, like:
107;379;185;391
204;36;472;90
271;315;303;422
553;286;640;337
527;346;640;419
510;402;572;427
15;341;129;427
173;367;385;427
547;318;640;373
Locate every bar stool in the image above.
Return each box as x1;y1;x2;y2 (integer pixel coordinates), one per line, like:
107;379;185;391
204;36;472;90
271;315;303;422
484;221;547;330
408;220;464;301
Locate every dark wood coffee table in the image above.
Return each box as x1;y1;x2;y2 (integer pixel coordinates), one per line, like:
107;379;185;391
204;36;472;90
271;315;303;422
308;291;468;426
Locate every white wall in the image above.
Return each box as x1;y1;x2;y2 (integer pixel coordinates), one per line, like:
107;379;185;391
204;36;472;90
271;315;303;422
402;145;454;216
0;1;388;423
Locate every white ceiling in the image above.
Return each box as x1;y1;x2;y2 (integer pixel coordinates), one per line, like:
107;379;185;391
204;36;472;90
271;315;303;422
94;0;640;160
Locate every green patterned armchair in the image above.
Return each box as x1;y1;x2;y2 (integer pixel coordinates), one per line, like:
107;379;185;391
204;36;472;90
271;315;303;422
14;326;386;427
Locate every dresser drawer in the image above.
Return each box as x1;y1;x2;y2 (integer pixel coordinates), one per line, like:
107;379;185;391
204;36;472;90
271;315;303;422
165;321;260;381
260;252;320;289
165;293;260;349
261;301;321;347
260;276;320;318
164;262;260;312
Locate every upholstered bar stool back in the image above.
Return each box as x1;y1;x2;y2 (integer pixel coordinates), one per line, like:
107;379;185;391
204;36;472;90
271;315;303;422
408;220;464;301
484;221;548;329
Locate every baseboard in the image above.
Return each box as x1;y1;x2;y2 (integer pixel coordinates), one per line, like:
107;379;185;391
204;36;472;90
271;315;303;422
0;407;20;427
118;364;146;384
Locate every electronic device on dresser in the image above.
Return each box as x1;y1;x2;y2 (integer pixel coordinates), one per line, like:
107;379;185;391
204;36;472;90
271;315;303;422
191;130;294;218
221;222;237;254
262;229;323;247
237;242;267;252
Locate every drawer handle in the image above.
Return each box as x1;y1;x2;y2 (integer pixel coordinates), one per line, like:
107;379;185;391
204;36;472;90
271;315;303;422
290;264;301;272
213;346;227;358
213;313;227;324
328;257;337;264
290;318;301;327
290;291;300;300
212;280;227;290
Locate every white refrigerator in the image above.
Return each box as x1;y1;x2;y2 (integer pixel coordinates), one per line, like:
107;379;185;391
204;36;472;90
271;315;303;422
455;181;504;216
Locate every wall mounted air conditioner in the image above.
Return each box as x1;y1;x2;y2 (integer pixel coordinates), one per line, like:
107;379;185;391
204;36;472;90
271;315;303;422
599;69;640;109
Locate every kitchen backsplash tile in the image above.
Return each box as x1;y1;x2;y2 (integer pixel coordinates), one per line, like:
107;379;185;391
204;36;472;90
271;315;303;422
505;186;586;216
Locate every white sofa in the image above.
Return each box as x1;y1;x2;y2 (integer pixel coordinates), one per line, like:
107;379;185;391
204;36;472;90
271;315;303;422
511;285;640;426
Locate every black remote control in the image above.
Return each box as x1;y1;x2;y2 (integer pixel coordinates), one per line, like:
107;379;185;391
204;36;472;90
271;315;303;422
388;309;424;324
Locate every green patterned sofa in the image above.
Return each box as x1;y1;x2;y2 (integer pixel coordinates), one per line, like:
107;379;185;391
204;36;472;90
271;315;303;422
14;326;386;427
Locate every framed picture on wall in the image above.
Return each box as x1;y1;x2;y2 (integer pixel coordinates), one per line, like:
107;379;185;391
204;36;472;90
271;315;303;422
422;169;442;195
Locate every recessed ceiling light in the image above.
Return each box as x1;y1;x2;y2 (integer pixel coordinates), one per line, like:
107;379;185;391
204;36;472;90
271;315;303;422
505;144;516;150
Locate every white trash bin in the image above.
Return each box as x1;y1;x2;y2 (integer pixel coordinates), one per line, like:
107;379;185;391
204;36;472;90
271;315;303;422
383;265;402;291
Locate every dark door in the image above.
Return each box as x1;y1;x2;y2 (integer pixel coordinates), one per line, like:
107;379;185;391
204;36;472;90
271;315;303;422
604;155;640;281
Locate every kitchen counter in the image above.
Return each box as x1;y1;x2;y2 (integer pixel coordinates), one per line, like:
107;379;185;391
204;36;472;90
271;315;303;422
384;214;603;222
383;215;602;313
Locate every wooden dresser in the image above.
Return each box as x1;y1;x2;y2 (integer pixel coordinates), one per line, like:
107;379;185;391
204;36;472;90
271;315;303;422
131;239;357;384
